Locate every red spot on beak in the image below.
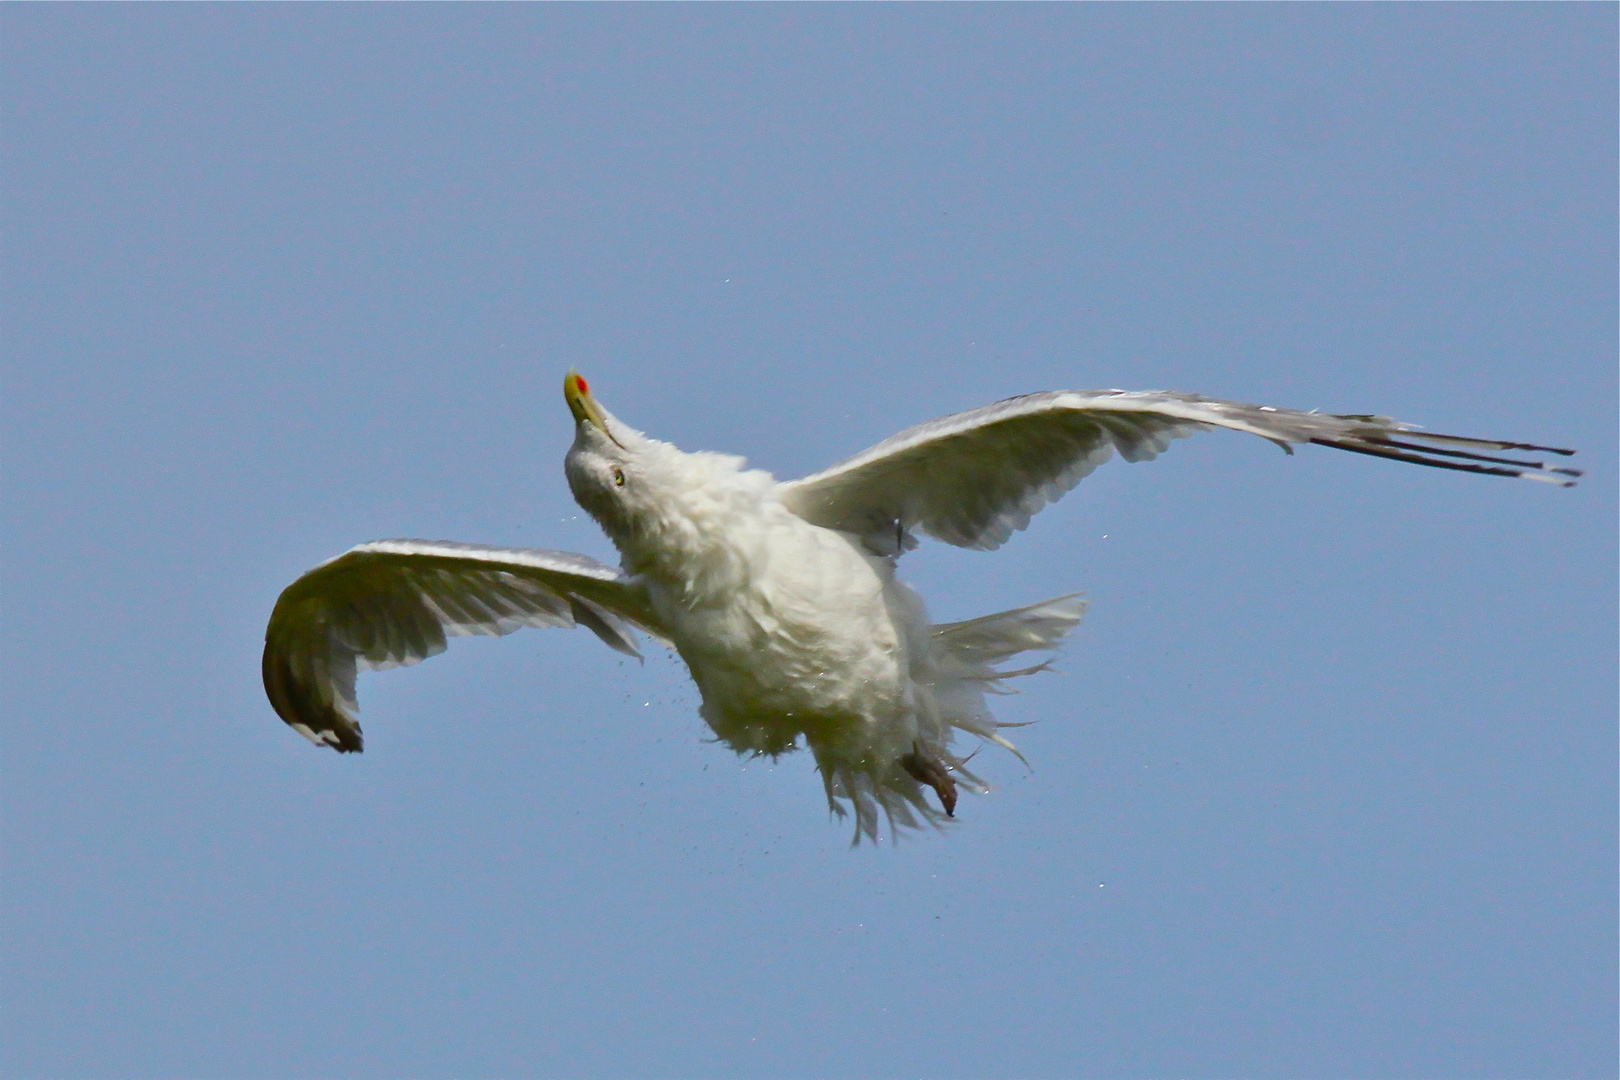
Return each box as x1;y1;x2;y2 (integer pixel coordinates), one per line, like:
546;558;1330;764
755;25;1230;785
576;375;589;395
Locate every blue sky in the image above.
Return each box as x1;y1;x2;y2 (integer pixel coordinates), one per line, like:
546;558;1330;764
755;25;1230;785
4;7;1614;1078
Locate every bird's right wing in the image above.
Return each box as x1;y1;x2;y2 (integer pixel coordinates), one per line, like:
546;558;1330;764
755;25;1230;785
262;539;665;753
778;390;1578;553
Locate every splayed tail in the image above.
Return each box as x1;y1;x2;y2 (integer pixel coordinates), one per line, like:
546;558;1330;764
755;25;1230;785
923;592;1089;766
820;593;1089;843
931;593;1089;688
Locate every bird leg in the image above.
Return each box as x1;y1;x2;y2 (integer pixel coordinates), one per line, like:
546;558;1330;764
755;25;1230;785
899;744;958;817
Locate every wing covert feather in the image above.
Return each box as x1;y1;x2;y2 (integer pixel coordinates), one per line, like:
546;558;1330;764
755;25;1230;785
778;390;1577;552
262;540;662;752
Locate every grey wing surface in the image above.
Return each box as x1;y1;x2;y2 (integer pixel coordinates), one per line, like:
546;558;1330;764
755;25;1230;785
778;390;1578;553
262;539;663;752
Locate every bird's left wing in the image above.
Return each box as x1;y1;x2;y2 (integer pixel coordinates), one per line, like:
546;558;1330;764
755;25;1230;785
262;539;664;752
778;390;1578;553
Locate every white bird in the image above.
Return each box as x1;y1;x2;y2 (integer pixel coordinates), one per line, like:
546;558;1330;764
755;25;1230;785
263;372;1577;841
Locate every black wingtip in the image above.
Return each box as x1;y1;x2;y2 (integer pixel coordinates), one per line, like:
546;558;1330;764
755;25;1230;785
263;644;365;752
280;716;364;753
1310;436;1579;485
1405;431;1578;457
330;727;364;753
1364;436;1583;477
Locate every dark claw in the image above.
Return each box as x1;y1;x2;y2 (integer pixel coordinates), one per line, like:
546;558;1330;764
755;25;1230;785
900;746;958;817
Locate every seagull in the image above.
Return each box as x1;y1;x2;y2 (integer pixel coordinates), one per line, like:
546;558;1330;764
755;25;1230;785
263;372;1577;841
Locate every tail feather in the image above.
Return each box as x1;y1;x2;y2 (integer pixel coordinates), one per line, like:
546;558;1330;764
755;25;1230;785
931;594;1089;674
819;592;1088;844
922;592;1088;768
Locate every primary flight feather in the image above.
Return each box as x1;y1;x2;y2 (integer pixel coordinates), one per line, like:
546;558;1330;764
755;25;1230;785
263;372;1577;841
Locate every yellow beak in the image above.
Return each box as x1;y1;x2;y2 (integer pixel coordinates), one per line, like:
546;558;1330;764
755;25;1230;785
564;369;625;448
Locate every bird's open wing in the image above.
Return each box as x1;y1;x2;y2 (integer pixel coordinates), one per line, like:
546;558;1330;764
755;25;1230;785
778;390;1579;552
262;539;664;752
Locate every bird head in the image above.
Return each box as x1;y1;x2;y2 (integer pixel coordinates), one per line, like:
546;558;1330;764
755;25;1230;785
563;370;642;532
561;370;770;577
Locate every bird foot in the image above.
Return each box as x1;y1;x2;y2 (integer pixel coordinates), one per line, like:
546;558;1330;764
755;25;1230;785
899;746;958;817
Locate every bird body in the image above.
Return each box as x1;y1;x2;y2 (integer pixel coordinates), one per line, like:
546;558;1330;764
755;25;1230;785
559;392;1077;834
263;372;1576;841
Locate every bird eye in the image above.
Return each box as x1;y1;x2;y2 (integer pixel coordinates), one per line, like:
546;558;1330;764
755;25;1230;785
612;468;626;487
